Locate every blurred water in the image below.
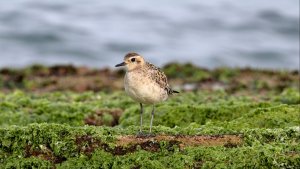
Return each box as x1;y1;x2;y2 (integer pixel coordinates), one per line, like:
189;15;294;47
0;0;299;69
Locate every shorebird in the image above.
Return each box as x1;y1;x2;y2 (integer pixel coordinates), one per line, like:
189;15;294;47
115;52;179;134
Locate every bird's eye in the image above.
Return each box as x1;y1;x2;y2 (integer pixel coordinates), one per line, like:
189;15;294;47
131;58;136;62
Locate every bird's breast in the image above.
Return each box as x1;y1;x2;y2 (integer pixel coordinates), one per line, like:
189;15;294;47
124;72;168;104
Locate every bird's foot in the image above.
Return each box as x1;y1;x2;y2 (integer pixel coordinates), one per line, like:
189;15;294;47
146;133;156;137
136;131;156;138
136;131;146;138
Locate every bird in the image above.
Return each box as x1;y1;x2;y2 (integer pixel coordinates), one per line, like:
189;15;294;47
115;52;179;134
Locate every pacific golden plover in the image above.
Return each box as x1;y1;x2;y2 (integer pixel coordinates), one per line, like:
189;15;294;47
115;52;179;134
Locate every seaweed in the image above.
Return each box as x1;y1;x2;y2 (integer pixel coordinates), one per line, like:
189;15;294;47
0;64;299;168
0;124;299;168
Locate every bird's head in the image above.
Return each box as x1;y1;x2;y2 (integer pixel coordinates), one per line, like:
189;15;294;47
115;52;145;71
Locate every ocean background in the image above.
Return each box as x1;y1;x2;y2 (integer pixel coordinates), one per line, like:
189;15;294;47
0;0;299;69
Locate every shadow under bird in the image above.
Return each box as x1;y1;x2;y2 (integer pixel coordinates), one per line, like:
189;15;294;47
115;52;179;134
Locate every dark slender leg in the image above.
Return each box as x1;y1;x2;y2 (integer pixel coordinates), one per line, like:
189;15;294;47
139;103;143;133
150;105;155;133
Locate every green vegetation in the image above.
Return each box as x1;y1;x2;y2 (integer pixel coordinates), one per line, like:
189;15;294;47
0;124;299;168
0;89;298;129
0;64;299;168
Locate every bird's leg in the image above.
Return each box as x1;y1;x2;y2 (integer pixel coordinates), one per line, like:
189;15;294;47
137;103;147;137
150;105;155;133
139;103;143;133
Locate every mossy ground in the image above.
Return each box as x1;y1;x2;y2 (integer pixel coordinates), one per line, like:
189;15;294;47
0;64;299;168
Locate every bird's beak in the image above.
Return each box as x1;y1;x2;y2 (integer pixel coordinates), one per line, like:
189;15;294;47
115;62;126;67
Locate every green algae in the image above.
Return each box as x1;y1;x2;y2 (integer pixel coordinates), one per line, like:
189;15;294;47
277;88;300;104
0;64;299;168
0;90;299;167
0;90;299;130
120;91;299;130
0;124;299;168
163;63;211;82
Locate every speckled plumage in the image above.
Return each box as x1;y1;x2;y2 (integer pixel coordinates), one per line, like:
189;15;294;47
144;62;171;94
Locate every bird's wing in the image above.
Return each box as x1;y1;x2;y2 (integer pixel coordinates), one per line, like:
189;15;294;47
145;62;170;92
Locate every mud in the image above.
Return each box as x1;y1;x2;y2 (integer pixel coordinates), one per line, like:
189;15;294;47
117;134;243;149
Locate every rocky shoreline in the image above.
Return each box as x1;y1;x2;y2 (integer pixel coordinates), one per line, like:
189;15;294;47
0;63;298;93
